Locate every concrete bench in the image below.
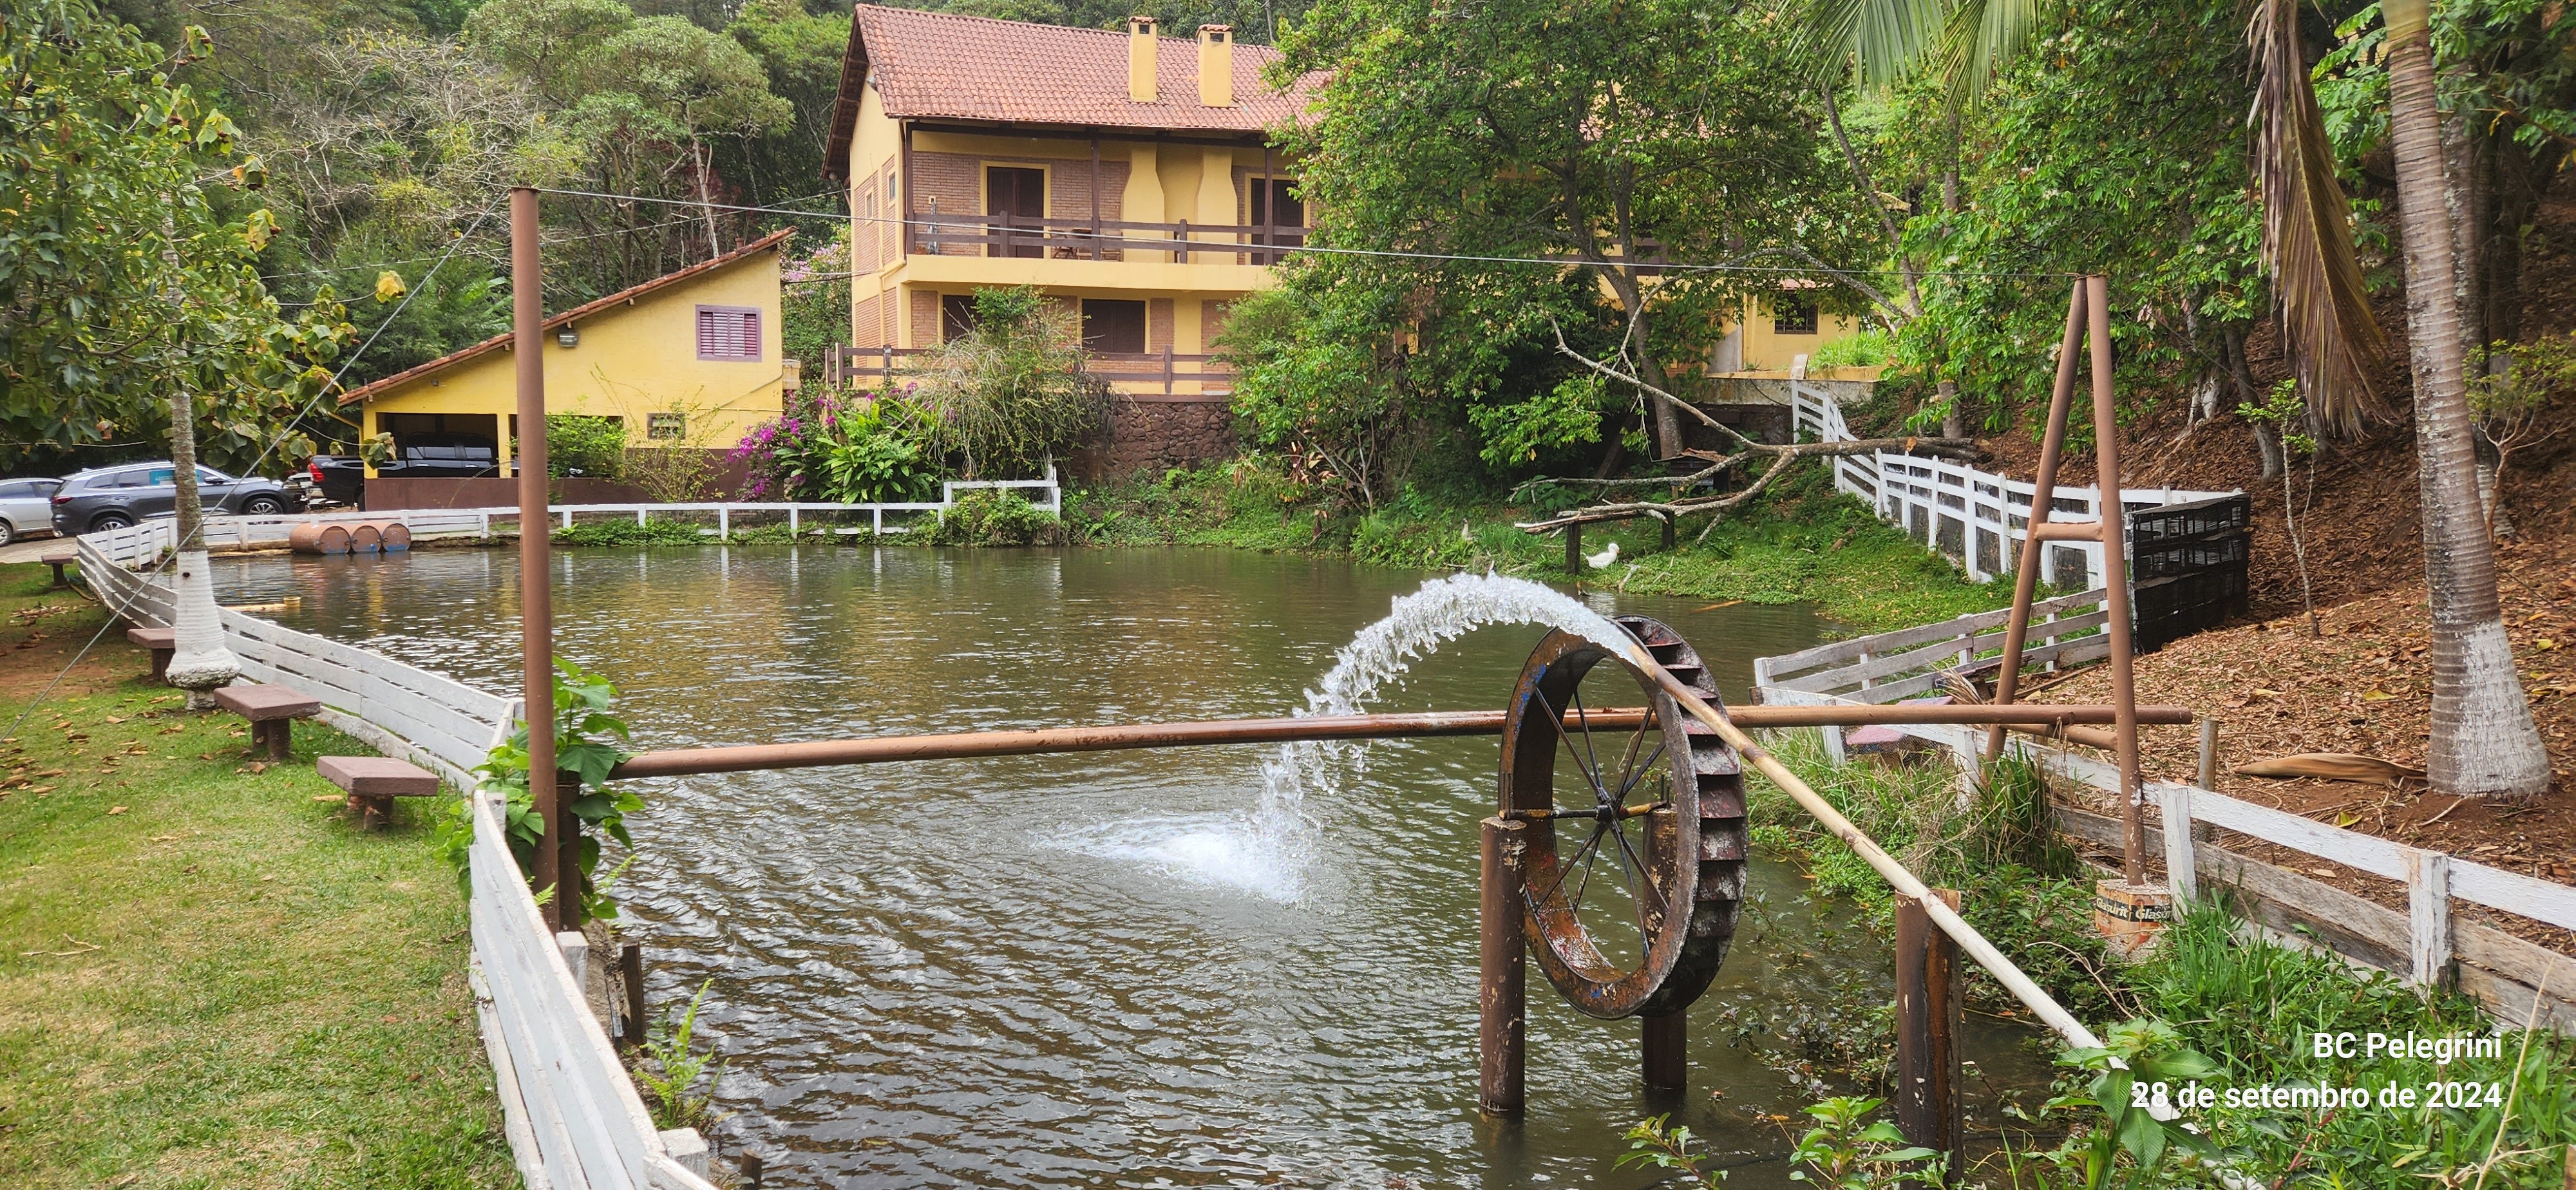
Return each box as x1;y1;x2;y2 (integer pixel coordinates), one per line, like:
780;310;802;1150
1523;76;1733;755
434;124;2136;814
317;755;438;829
210;682;322;760
40;548;75;587
126;626;175;681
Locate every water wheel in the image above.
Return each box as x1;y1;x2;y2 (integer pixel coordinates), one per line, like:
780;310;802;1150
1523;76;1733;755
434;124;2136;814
1499;615;1747;1019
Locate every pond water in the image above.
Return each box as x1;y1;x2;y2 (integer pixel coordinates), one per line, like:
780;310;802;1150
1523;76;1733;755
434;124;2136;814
218;545;2048;1189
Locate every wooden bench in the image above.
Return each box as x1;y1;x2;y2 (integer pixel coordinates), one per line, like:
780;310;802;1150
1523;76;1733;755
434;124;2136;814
40;548;75;587
126;626;175;681
317;755;439;829
210;682;323;760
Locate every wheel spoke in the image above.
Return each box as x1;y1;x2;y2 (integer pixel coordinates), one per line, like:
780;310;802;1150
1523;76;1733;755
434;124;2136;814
1569;685;1608;800
1527;817;1610;914
1533;688;1607;803
1614;739;1669;802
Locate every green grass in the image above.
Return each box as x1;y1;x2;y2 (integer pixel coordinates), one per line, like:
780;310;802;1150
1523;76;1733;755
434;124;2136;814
0;564;514;1189
1066;455;2016;632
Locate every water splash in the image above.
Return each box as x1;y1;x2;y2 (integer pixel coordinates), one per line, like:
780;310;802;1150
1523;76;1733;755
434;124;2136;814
1051;573;1634;902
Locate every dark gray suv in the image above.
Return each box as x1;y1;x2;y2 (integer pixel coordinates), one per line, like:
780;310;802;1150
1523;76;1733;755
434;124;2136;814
49;462;296;536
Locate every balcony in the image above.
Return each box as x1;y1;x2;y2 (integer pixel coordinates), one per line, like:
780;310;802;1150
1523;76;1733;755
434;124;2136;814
906;211;1304;266
826;345;1233;399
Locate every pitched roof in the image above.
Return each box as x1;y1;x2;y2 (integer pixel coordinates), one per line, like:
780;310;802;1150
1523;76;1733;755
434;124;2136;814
337;229;793;406
825;6;1318;180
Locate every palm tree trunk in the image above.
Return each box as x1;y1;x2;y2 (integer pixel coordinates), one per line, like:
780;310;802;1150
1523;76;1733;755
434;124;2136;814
2382;0;2551;797
156;220;240;709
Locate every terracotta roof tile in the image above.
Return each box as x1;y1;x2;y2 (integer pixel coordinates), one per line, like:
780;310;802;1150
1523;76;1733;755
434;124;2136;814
337;229;792;406
827;6;1317;178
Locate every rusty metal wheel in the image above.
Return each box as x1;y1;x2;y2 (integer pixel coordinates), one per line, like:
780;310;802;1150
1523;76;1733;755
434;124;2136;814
1499;614;1747;1019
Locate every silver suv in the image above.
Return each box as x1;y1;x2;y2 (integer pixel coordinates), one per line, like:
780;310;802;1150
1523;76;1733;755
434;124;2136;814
0;478;62;545
48;463;294;536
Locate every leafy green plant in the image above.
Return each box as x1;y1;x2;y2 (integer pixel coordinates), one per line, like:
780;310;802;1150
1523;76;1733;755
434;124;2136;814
1806;330;1893;370
1614;1114;1725;1187
2034;1019;2222;1189
547;413;629;480
1466;374;1608;468
1786;1097;1939;1188
819;397;938;503
929;489;1064;546
2238;379;2321;635
633;979;723;1131
435;659;642;921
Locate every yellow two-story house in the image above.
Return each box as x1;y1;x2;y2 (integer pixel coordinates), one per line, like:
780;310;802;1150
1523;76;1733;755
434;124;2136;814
824;6;1317;396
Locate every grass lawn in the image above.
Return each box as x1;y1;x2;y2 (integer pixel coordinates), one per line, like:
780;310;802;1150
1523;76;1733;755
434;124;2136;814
0;562;514;1189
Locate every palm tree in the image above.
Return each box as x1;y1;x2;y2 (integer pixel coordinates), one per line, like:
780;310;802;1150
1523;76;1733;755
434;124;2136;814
1800;0;2550;796
2374;0;2550;795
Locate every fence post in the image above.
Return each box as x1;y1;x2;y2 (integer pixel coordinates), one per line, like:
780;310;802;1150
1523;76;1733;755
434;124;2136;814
788;507;799;534
618;943;647;1052
2161;782;2196;904
1479;817;1527;1116
2195;719;2218;790
1895;888;1963;1160
718;507;729;538
882;344;893;383
2407;850;2452;990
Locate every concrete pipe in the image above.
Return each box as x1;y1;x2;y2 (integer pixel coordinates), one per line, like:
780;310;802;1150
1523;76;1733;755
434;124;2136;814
286;522;351;555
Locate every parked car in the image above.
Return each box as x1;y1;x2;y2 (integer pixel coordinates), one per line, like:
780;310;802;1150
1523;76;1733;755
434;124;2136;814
0;477;63;545
287;455;366;509
49;462;296;536
375;436;500;479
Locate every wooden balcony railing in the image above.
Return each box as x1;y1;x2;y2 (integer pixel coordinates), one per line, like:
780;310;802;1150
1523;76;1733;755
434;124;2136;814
905;212;1304;265
826;344;1234;398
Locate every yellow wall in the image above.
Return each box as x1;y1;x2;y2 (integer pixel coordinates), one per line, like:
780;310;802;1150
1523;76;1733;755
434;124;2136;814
1715;300;1871;375
359;247;787;475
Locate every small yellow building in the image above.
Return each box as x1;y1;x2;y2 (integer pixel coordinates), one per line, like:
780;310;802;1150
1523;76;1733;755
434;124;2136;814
824;7;1318;395
1708;283;1876;377
339;230;794;475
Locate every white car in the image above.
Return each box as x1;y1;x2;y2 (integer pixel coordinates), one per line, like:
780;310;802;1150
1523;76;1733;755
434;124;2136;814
0;478;62;545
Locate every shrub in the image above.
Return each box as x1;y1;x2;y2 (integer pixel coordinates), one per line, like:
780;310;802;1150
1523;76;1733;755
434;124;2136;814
913;286;1106;478
553;516;708;547
732;391;940;502
929;489;1063;546
546;414;627;480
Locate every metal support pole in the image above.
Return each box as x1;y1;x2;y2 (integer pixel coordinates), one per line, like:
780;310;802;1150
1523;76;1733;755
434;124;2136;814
2086;274;2148;885
511;187;562;930
1564;522;1581;576
1479;817;1526;1117
1895;888;1963;1161
1983;280;2088;766
1642;1012;1686;1094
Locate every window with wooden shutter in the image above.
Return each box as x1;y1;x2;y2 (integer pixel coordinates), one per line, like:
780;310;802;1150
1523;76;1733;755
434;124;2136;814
696;305;762;361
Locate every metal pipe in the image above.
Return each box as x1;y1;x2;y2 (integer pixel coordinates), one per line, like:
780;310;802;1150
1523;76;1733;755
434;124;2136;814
607;703;2193;779
1609;634;2110;1053
1479;816;1527;1116
510;186;562;929
1894;888;1963;1155
1984;279;2089;767
2087;274;2149;886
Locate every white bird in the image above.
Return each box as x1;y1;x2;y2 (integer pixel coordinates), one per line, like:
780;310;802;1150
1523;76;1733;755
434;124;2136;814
1584;540;1620;571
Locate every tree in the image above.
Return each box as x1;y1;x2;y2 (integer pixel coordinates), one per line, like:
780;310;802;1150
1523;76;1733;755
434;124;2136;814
1272;0;1856;462
2378;0;2549;797
1;0;352;475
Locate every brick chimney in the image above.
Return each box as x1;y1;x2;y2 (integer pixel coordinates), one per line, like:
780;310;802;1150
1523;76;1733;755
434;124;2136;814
1197;25;1233;108
1128;16;1158;102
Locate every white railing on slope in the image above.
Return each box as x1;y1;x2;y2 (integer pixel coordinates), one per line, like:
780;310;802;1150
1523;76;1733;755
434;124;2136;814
1750;675;2576;1001
73;522;715;1190
1788;382;2235;589
1752;585;2113;706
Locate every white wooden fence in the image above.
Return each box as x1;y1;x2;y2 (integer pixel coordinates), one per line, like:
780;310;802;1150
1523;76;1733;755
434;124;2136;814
75;520;720;1190
1753;644;2576;1030
1790;383;2235;589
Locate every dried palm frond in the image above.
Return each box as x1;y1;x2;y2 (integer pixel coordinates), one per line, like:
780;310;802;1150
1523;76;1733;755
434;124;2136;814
2248;0;2389;433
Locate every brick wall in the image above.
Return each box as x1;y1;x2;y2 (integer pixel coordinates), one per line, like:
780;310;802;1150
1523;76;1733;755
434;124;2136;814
909;151;1131;257
852;292;882;349
1147;298;1175;353
909;289;941;346
1068;397;1238;480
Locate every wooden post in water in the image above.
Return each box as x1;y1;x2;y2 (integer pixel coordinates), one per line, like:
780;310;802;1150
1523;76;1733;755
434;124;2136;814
1564;522;1581;577
1479;817;1526;1116
1895;888;1963;1161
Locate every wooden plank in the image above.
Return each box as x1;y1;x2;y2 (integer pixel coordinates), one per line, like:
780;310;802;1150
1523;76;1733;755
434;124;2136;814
475;822;639;1189
1786;612;2112;694
2409;851;2452;988
2452;920;2576;1025
1759;587;2107;677
468;958;556;1190
2175;784;2414;882
2197;847;2410;974
2448;860;2576;933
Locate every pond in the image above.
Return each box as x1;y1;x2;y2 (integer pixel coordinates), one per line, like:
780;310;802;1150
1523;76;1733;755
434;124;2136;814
219;545;2049;1188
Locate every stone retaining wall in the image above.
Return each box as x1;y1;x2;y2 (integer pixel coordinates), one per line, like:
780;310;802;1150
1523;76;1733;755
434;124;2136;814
1071;397;1239;481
